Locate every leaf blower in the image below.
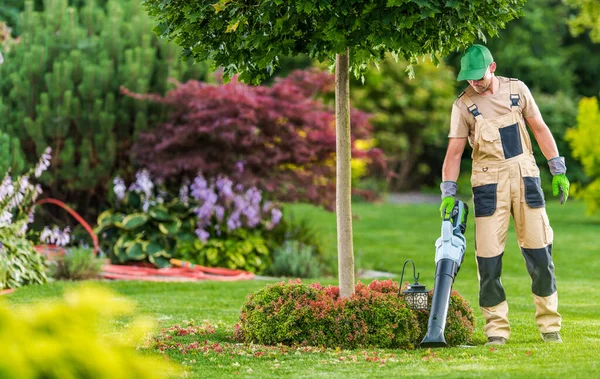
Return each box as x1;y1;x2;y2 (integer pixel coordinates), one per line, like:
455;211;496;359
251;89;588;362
420;200;469;348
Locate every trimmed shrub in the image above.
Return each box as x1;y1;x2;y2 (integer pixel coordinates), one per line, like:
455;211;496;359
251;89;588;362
236;279;423;349
0;285;180;378
413;289;476;347
236;279;476;349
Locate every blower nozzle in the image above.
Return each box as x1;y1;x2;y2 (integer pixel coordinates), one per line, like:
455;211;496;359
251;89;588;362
420;200;468;348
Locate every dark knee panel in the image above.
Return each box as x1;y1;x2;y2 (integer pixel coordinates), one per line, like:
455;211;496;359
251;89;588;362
477;253;506;307
521;245;557;297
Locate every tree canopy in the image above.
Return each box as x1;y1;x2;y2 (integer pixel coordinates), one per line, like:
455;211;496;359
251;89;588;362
144;0;526;84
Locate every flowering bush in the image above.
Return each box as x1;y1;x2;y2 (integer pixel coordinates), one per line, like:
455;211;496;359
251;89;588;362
125;69;385;210
0;148;51;290
235;279;422;349
96;170;283;270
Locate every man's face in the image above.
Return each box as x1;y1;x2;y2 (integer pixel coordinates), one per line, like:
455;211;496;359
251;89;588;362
467;66;493;94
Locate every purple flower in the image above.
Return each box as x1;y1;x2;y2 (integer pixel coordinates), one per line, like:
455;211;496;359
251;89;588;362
195;228;210;242
195;201;215;220
113;177;126;201
233;194;246;210
243;205;260;228
262;201;273;213
216;176;234;200
179;180;190;206
245;187;262;206
235;161;245;173
227;211;242;231
27;209;35;224
215;206;225;222
191;174;208;199
271;208;283;225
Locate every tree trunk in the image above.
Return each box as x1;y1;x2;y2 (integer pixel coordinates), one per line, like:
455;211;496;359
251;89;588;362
335;48;355;298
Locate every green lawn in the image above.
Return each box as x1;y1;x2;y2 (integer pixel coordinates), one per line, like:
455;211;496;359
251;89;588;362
6;200;600;378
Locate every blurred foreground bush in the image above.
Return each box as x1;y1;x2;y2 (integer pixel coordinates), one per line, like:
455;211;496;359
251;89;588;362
0;285;180;378
567;96;600;213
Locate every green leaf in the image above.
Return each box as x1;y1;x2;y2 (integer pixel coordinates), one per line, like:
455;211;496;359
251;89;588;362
149;206;172;221
158;219;181;235
126;242;146;260
149;255;171;268
145;242;164;256
205;248;219;265
115;233;136;249
121;213;149;230
97;210;125;227
167;200;189;214
127;191;141;209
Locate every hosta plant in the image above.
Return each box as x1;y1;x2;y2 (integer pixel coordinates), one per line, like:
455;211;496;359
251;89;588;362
95;170;282;270
0;148;51;290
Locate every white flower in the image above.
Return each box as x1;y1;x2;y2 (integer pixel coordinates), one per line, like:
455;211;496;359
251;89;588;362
0;175;14;202
34;147;52;178
113;177;126;201
0;210;12;227
19;176;29;193
9;191;24;208
40;226;53;243
40;225;71;247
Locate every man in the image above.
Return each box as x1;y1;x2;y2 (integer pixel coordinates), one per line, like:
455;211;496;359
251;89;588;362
439;44;570;346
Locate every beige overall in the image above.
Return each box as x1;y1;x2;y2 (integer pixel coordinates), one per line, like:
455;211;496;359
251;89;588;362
460;79;561;339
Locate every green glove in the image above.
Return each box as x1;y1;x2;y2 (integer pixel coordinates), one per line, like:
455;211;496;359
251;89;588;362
440;196;456;219
552;174;570;205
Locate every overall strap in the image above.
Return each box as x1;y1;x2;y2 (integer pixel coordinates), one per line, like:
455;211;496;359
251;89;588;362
458;91;484;121
508;78;533;153
509;78;520;108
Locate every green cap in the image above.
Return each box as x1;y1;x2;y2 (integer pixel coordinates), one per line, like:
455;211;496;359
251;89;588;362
457;44;493;81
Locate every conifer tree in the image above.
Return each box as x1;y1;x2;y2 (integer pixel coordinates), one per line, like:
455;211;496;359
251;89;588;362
0;0;209;218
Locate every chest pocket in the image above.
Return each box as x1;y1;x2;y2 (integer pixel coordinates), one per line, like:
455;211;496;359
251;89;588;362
475;111;524;161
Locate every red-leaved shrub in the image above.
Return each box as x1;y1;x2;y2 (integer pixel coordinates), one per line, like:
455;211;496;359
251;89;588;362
235;279;475;349
236;279;417;349
124;69;385;210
